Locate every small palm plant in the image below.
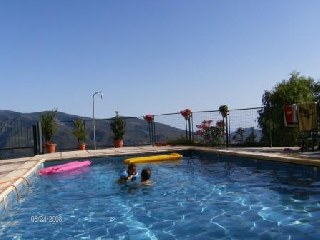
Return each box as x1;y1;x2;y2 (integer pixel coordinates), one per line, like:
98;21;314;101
110;111;126;147
219;105;229;118
41;109;57;153
218;104;229;147
73;118;87;150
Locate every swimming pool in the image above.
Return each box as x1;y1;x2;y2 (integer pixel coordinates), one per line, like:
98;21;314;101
1;151;320;239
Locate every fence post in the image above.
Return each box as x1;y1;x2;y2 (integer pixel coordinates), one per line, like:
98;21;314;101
33;121;43;155
148;122;152;145
38;121;43;154
225;114;229;148
184;117;192;142
152;121;156;145
191;113;194;142
269;123;273;147
32;125;38;155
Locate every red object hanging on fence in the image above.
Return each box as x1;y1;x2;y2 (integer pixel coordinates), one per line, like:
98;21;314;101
180;109;192;120
283;104;298;127
143;114;154;123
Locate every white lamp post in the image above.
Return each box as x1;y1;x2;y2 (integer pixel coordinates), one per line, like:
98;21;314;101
92;91;103;150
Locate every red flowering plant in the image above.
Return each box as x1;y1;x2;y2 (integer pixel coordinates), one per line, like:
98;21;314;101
143;114;155;145
180;109;192;120
196;120;224;146
180;109;193;141
143;114;154;123
196;120;213;143
216;120;225;132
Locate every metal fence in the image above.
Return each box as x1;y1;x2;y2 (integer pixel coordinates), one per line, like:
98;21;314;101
53;109;263;150
0;118;35;159
152;107;263;146
0;107;265;159
82;118;147;149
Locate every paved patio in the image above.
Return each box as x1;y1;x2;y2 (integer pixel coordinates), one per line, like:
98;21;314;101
1;145;320;211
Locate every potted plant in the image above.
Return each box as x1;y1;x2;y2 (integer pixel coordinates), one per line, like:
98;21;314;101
41;109;57;153
219;105;229;118
110;111;125;148
72;118;87;150
218;104;229;147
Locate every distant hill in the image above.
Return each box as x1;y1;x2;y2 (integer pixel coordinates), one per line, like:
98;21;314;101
0;110;185;158
230;127;262;144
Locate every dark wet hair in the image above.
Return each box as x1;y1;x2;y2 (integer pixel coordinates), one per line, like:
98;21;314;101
128;163;136;170
141;168;151;181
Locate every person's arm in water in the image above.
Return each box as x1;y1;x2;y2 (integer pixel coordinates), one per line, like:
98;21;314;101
127;163;138;181
119;163;138;182
127;174;135;181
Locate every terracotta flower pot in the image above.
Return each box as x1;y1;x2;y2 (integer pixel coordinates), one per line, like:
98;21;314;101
79;143;86;150
114;139;123;148
45;143;56;153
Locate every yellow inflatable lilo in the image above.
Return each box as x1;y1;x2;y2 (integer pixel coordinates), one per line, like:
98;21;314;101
124;153;182;164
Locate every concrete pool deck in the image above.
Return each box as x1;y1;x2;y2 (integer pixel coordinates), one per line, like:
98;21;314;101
1;145;320;210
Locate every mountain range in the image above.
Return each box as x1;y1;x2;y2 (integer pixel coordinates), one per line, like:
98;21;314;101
0;110;185;159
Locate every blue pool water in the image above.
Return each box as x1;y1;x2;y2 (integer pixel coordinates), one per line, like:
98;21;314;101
1;151;320;239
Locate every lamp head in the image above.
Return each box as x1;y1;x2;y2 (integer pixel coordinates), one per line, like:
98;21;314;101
93;91;103;99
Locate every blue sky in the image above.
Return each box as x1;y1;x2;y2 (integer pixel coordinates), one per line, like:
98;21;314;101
1;0;319;118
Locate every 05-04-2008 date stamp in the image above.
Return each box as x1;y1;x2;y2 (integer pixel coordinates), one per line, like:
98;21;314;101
30;215;63;223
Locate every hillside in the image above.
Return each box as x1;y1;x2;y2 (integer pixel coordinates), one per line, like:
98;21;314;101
229;127;262;144
0;110;185;158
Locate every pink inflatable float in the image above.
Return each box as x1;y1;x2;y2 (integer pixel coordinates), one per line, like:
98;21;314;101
39;160;91;175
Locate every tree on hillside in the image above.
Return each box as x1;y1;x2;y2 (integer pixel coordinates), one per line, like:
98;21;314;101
258;72;319;146
245;127;256;144
232;127;245;144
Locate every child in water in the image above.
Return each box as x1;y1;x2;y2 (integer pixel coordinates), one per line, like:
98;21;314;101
119;163;138;182
141;167;153;185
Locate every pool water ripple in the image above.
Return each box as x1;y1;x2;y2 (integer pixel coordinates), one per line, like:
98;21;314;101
1;153;320;239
